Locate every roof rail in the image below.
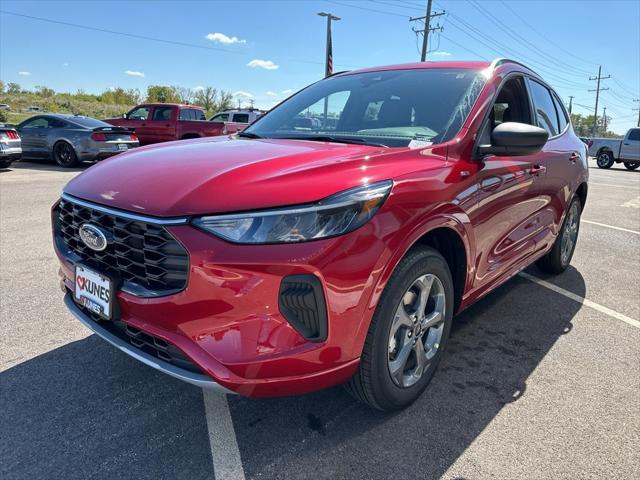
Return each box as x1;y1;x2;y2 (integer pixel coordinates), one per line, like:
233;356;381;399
490;58;541;77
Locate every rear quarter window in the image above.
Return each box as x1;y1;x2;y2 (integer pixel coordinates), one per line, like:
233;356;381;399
628;129;640;141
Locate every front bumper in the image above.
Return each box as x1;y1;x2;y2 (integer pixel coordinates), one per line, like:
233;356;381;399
55;213;389;397
64;293;233;393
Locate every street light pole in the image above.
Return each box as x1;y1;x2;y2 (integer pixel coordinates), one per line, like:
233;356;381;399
317;12;340;78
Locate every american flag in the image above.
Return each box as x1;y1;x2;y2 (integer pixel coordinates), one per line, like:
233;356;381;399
326;23;333;77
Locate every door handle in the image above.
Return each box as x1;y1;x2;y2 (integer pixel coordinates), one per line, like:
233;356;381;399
530;164;546;176
623;143;630;146
141;123;147;126
165;124;171;127
569;152;580;163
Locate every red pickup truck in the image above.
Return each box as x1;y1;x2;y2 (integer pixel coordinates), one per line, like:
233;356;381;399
105;103;229;145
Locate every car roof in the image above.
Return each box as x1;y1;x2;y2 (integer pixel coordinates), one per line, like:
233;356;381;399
141;103;203;109
338;60;492;77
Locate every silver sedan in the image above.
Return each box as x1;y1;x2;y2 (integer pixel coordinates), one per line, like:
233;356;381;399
17;114;139;167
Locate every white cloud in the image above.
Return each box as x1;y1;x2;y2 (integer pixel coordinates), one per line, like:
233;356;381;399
205;32;246;44
233;90;254;98
193;86;205;92
18;71;31;76
432;51;452;56
125;70;145;77
266;91;278;96
247;59;279;70
281;89;293;94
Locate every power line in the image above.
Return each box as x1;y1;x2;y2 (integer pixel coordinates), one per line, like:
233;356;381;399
326;0;408;18
466;0;592;76
0;9;364;69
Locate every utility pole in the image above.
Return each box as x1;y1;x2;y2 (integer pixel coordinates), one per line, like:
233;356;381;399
634;99;639;127
602;106;607;133
567;95;574;115
588;66;610;137
410;0;445;61
317;12;340;77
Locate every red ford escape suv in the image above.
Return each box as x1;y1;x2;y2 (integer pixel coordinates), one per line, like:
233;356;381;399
53;60;588;411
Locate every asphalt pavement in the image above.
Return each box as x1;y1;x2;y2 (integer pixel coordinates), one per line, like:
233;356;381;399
1;158;638;480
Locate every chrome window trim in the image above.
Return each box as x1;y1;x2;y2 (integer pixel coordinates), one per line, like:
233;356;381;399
61;193;189;225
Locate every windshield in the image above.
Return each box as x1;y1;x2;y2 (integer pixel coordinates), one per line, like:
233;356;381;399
69;116;111;128
245;68;486;147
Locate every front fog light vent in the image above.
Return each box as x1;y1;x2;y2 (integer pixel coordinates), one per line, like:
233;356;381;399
278;275;328;342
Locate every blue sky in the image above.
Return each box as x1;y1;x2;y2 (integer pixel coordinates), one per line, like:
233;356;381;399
1;0;638;133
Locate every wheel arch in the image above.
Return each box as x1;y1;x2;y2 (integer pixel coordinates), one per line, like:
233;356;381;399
575;182;588;208
370;212;475;317
181;133;201;140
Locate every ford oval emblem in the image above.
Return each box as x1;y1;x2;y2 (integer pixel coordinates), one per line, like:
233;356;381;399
79;223;109;251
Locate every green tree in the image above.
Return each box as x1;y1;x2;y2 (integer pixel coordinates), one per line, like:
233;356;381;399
0;80;4;94
194;87;217;111
6;83;21;95
214;90;233;113
146;85;181;103
35;85;55;97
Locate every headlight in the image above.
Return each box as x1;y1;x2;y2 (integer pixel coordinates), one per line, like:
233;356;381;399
193;180;392;244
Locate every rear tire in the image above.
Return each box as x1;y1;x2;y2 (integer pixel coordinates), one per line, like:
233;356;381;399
345;246;454;411
623;162;639;171
596;151;614;169
53;141;78;168
537;197;581;274
0;159;13;169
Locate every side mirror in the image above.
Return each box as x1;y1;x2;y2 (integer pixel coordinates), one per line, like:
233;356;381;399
122;113;128;119
478;122;549;157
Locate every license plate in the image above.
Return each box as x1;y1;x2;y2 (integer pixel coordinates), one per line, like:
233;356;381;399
117;144;128;151
74;265;112;320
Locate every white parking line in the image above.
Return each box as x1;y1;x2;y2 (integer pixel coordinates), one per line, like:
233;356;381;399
519;272;640;329
588;182;640;189
203;390;246;480
582;219;640;235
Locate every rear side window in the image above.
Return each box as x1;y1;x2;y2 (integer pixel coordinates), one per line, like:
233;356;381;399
528;80;559;136
551;94;569;133
628;129;640;141
179;109;205;120
233;113;249;123
153;106;173;121
211;113;229;122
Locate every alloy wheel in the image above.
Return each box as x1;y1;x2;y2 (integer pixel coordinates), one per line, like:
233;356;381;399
387;274;446;388
561;202;579;265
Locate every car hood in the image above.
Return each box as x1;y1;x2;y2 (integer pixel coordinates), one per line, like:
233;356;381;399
64;136;443;217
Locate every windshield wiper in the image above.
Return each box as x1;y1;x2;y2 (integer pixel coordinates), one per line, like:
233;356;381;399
237;131;262;139
278;135;389;148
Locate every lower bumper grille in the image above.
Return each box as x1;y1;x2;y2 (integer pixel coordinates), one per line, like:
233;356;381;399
76;300;203;374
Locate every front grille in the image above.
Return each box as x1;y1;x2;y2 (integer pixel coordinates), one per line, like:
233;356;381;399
55;197;189;297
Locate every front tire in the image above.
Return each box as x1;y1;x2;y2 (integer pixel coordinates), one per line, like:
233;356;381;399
596;151;614;169
53;141;78;168
345;246;454;411
623;162;639;171
537;198;581;274
0;159;13;169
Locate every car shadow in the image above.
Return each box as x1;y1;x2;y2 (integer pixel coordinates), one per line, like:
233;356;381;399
1;268;586;480
227;268;586;479
8;159;90;173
